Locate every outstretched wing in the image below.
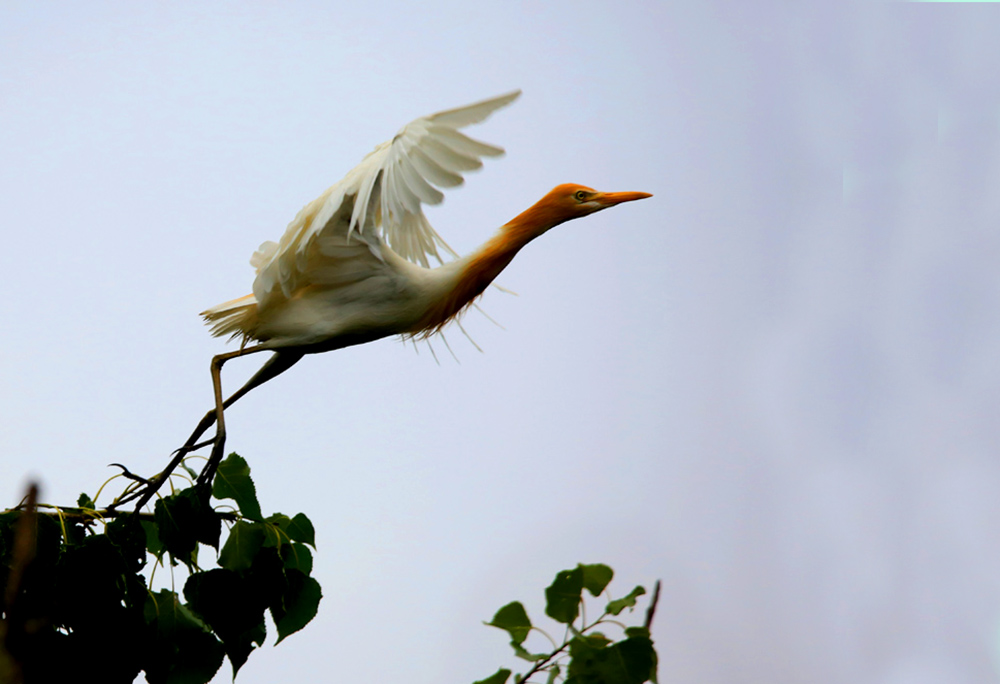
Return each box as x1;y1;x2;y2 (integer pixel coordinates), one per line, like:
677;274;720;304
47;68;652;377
251;91;521;308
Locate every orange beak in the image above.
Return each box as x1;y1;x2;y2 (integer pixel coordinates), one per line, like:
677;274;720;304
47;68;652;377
595;191;653;207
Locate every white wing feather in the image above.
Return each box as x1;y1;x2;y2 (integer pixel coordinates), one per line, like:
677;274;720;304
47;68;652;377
251;90;520;308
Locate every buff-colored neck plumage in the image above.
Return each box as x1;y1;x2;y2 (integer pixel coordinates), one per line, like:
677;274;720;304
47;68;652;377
411;185;587;336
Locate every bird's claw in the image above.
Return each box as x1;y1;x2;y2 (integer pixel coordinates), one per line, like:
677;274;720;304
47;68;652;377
108;463;152;486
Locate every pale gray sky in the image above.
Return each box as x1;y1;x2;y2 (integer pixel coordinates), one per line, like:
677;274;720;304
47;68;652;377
3;2;1000;683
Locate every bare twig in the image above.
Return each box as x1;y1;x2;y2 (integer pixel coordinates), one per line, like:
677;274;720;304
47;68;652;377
643;580;661;630
515;609;624;683
2;482;40;684
108;464;152;485
4;484;38;613
515;640;571;684
2;507;240;524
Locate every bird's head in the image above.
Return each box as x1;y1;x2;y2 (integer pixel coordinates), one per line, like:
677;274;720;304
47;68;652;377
517;183;652;230
551;183;652;218
502;183;652;240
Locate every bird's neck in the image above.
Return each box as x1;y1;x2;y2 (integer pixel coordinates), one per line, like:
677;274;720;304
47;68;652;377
411;201;565;335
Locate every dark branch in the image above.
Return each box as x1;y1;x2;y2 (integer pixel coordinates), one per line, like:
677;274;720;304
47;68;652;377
3;507;240;524
4;484;38;611
643;580;661;630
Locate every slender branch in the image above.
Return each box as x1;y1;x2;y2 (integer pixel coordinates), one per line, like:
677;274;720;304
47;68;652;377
4;484;38;610
643;580;661;630
2;483;39;684
516;610;618;683
516;640;571;684
3;506;239;524
517;584;664;684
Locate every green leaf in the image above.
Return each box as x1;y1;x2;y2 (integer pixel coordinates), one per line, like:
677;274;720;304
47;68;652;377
487;601;532;645
281;542;314;575
546;663;562;684
143;589;225;684
142;519;165;557
155;489;222;560
244;546;286;616
219;521;267;571
77;492;95;509
606;586;646;616
286;513;315;547
212;453;263;521
184;569;268;677
54;534;142;631
106;515;147;573
265;512;316;548
0;512;63;622
582;632;612;648
264;513;290;527
616;634;658;684
565;633;657;684
581;564;614;597
510;642;547;662
53;515;84;547
272;571;322;643
545;566;584;624
473;668;512;684
262;514;290;547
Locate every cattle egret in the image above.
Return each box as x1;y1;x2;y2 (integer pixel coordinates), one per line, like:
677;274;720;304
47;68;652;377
119;91;651;509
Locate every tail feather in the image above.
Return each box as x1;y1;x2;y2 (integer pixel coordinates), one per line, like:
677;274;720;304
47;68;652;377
200;294;258;339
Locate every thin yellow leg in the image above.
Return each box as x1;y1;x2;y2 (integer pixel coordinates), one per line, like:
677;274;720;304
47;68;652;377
116;344;276;512
199;347;261;488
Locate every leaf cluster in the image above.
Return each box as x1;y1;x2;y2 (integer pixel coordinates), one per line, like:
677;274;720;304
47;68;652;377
0;453;321;684
479;564;658;684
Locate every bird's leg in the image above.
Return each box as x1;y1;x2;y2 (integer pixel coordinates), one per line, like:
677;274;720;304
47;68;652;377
195;349;244;489
195;349;304;488
109;345;284;513
112;350;249;512
108;411;215;512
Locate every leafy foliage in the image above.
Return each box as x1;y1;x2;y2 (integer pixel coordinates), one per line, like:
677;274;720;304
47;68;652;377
0;453;320;684
2;453;661;684
480;564;659;684
213;453;263;521
488;602;533;645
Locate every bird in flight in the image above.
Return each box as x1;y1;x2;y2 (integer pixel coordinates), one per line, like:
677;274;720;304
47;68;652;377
121;90;650;507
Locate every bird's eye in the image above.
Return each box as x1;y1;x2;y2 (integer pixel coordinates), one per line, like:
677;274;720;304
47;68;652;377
574;190;589;201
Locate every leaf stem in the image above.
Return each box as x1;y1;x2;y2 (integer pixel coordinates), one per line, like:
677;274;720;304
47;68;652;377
532;626;559;650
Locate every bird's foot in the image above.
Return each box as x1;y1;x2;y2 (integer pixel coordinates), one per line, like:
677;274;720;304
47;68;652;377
106;468;165;511
108;463;153;486
108;437;217;512
194;429;228;489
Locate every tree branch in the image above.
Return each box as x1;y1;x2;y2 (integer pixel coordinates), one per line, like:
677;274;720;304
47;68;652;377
643;580;661;630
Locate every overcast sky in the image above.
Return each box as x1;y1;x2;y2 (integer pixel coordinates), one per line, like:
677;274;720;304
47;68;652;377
3;2;1000;683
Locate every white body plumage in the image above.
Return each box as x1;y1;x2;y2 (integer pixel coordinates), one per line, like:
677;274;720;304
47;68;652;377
201;91;650;358
202;91;521;351
121;91;651;508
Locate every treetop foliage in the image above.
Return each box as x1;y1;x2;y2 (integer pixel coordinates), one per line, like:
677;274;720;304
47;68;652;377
0;453;320;684
1;456;659;684
481;563;659;684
